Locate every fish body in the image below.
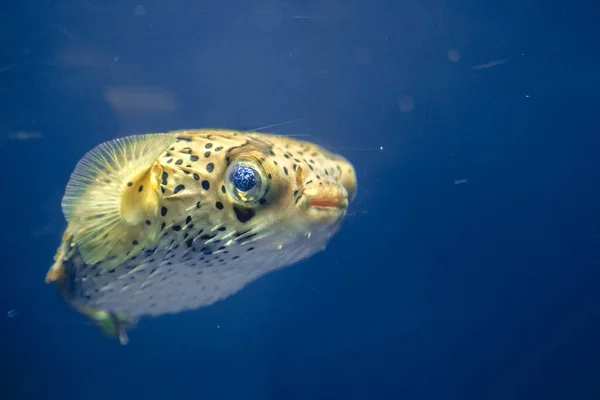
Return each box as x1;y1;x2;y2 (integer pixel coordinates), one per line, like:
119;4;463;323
46;129;356;344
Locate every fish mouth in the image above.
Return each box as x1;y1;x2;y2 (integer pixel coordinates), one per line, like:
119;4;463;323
307;196;349;210
303;183;349;211
300;180;349;219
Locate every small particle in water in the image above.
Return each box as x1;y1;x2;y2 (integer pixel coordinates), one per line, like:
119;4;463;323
7;309;18;317
134;5;146;16
8;131;43;140
380;146;383;151
398;95;414;113
471;59;507;70
216;325;220;329
454;178;468;185
447;48;461;62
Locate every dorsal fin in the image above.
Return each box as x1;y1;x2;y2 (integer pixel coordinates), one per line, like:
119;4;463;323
61;133;178;268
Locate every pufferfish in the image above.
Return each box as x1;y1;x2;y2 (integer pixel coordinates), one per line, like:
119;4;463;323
45;129;356;344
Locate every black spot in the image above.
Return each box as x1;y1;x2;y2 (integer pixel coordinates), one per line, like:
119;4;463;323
259;198;267;205
161;171;168;185
204;151;211;158
206;163;214;173
293;190;299;196
233;206;255;223
214;146;223;152
172;225;181;231
190;155;199;161
127;182;133;187
161;207;168;216
186;216;192;224
283;167;288;175
167;158;173;163
215;201;224;210
175;159;183;165
132;240;138;245
160;222;166;231
221;185;226;193
193;173;200;180
186;239;193;248
174;184;185;194
145;220;151;225
205;143;213;149
202;180;210;190
138;185;143;192
293;164;297;171
196;201;201;209
232;256;240;260
267;173;272;179
217;226;226;231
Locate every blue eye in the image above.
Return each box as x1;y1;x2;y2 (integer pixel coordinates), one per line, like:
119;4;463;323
233;165;256;192
225;160;266;204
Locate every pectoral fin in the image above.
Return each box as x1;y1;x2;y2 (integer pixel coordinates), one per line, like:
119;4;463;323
60;133;177;270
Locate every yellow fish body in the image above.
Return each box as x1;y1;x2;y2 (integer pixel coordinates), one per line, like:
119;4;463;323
46;129;357;344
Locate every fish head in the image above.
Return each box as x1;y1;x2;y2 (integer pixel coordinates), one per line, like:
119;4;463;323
195;131;357;255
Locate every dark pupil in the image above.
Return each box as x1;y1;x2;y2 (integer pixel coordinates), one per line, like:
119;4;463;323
233;165;256;192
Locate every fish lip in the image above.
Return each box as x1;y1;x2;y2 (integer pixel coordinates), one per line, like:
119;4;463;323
307;196;349;210
303;183;349;211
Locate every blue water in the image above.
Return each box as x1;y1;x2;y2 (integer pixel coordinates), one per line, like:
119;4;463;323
3;1;600;399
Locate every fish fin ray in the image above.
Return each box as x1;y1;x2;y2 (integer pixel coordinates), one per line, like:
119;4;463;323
61;133;177;268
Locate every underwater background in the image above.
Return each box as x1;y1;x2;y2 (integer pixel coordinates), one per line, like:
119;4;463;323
2;0;600;399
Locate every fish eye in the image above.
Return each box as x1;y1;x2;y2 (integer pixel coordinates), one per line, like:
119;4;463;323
225;160;266;204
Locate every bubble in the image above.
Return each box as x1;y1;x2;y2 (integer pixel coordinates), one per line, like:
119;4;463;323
447;48;460;62
7;309;18;318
